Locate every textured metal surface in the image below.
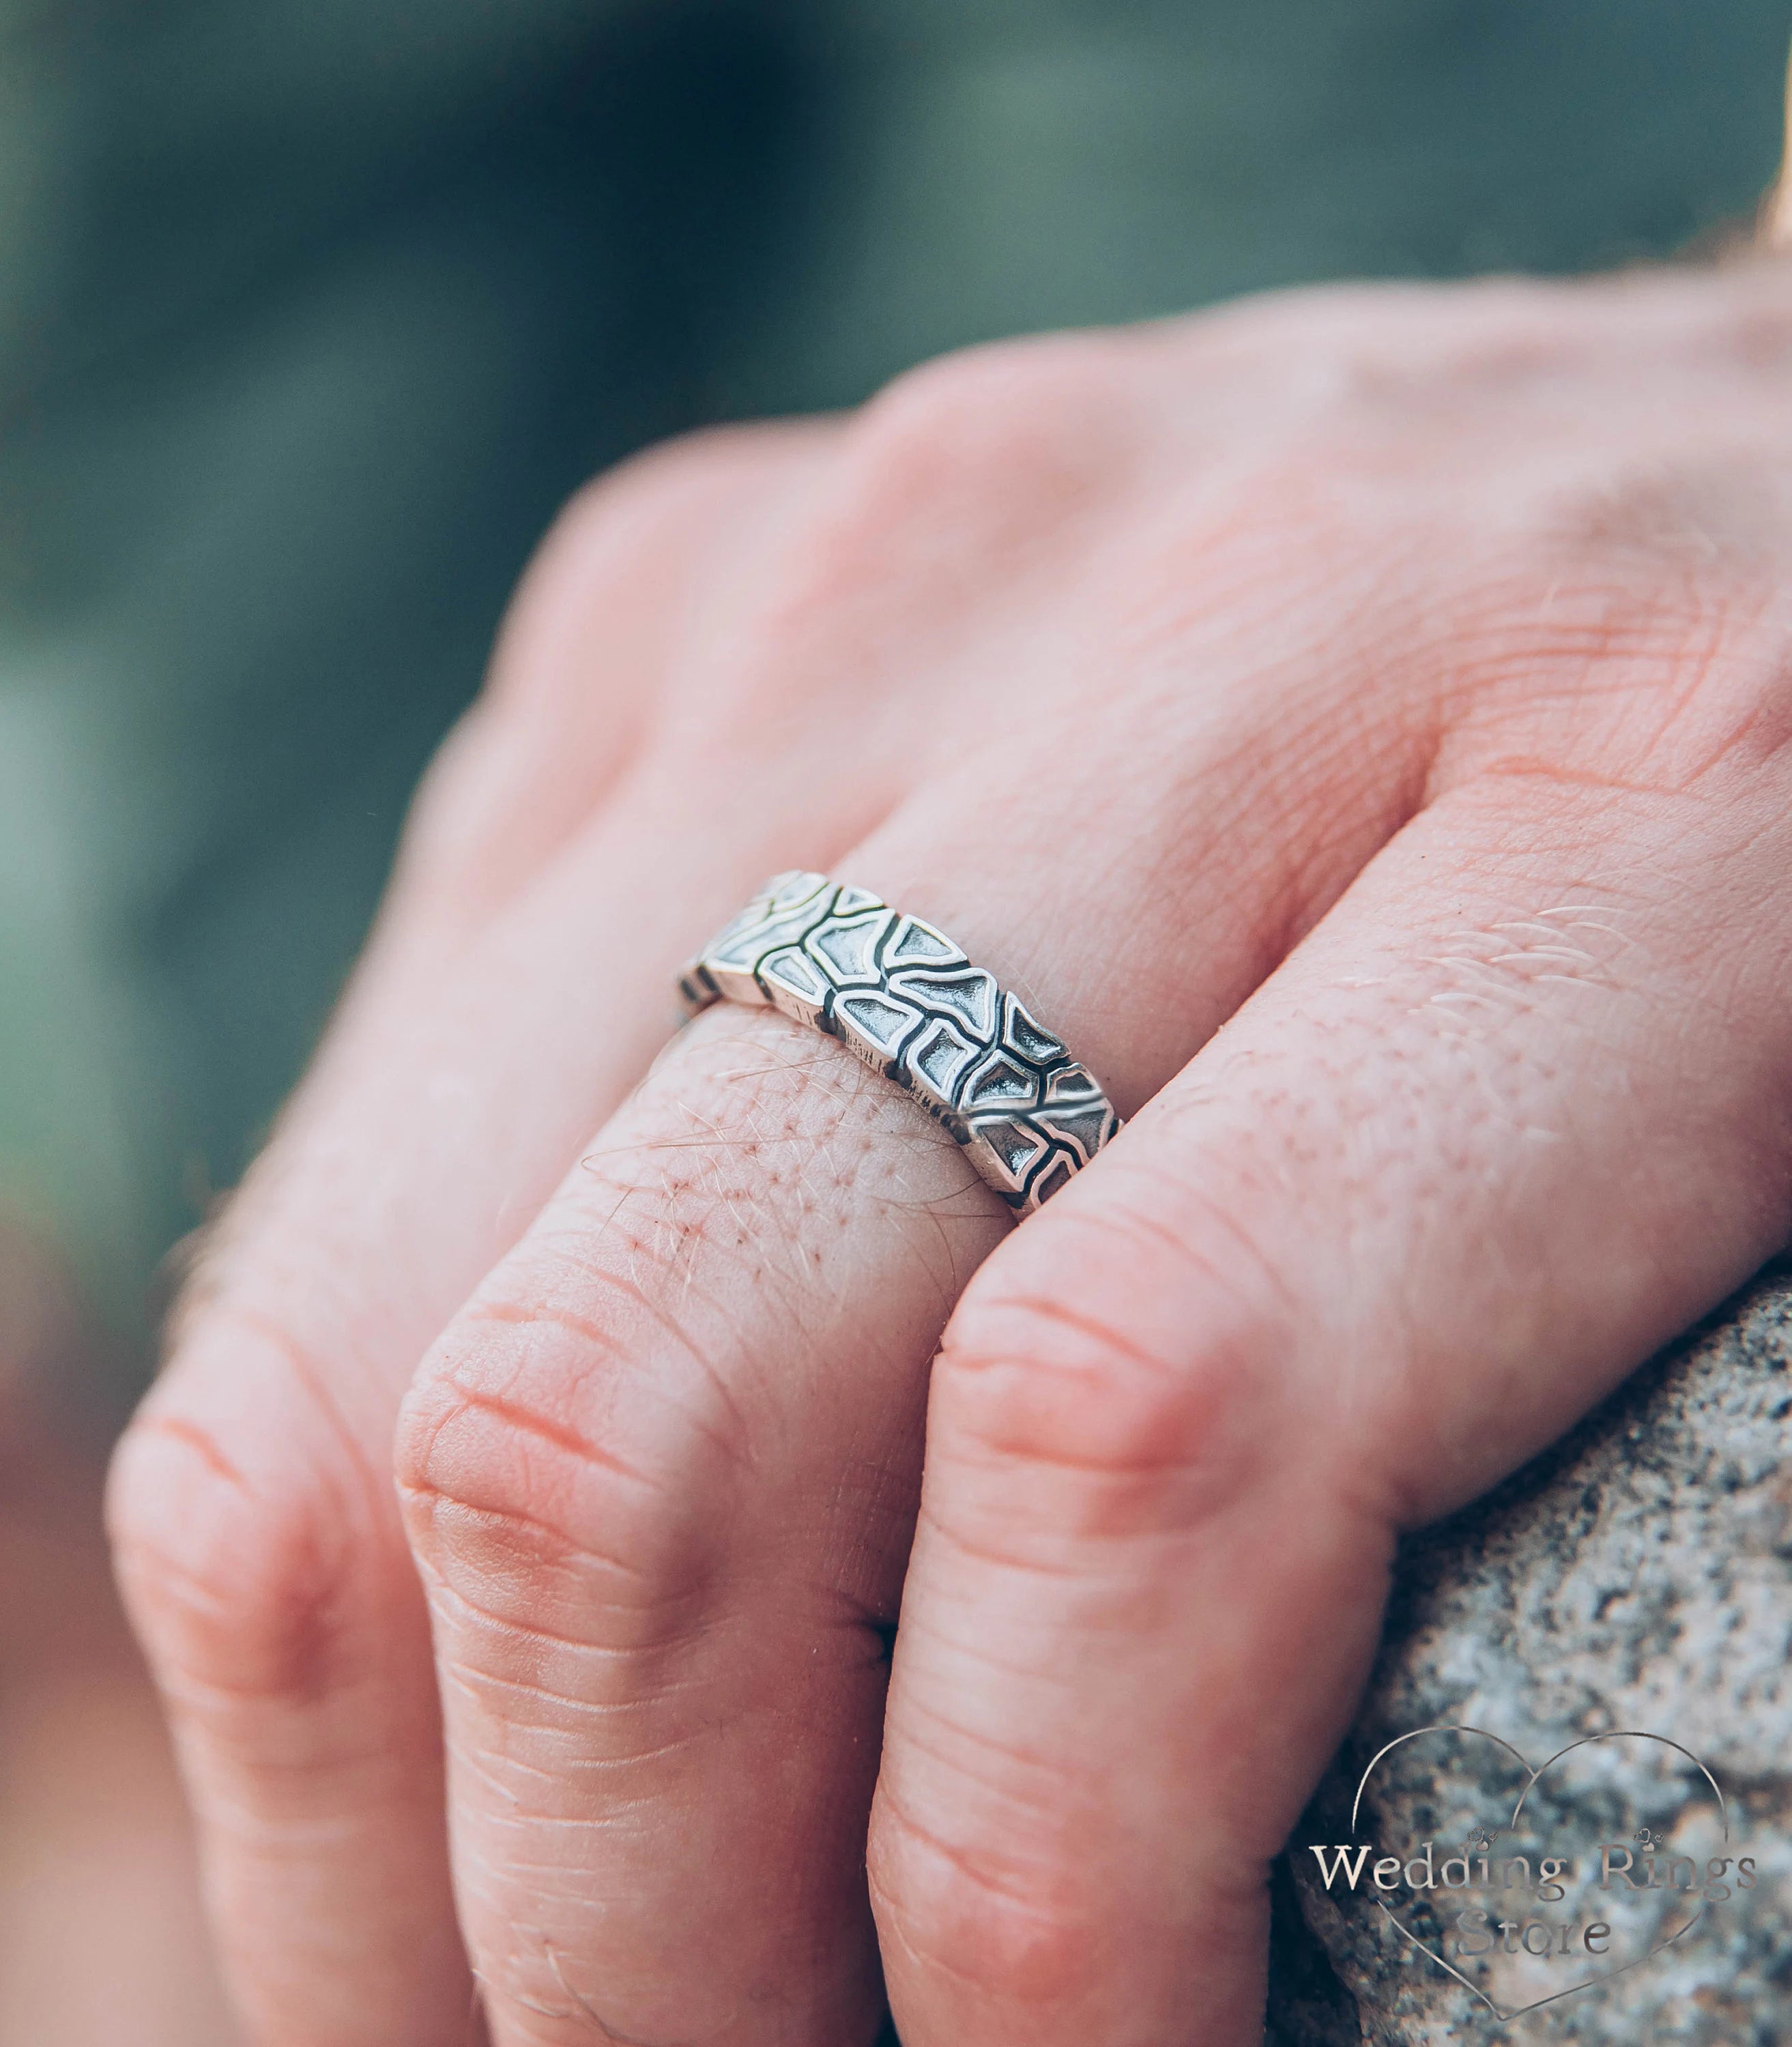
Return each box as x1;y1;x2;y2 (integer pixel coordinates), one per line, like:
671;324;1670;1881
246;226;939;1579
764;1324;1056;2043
680;871;1121;1216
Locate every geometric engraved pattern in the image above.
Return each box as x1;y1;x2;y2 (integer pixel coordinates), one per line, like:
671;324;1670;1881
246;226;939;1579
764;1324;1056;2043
680;871;1122;1217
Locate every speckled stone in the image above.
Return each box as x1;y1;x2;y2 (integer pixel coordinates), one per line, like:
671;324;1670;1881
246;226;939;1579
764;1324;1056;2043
1267;1271;1792;2046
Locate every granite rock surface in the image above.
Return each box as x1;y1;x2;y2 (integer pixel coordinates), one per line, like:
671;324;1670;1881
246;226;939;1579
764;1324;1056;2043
1266;1272;1792;2046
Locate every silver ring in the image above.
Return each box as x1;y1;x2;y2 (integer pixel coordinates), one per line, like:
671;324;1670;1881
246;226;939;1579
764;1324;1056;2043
679;871;1121;1216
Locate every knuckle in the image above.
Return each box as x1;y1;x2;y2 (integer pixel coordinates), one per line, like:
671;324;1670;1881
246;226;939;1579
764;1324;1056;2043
1169;279;1411;413
394;1276;736;1659
1181;280;1405;394
846;331;1134;496
489;420;810;710
394;1004;978;1677
1524;461;1778;605
693;336;1141;739
1197;274;1561;384
1458;557;1722;708
1442;478;1792;787
107;1309;388;1720
869;1788;1105;2014
398;419;823;892
788;335;1136;586
934;1195;1287;1541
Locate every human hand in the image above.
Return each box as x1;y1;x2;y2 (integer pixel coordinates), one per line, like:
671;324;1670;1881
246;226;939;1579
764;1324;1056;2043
112;260;1792;2046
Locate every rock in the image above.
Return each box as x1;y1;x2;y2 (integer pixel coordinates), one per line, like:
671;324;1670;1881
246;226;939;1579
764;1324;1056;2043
1267;1271;1792;2046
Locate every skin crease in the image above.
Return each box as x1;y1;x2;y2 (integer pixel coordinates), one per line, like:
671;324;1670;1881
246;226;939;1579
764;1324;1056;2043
106;261;1792;2047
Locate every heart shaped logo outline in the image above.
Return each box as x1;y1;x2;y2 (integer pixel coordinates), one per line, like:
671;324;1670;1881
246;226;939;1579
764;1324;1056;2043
1347;1724;1730;2025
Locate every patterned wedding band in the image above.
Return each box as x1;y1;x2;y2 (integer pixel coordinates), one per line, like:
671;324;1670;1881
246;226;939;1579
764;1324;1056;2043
679;871;1121;1216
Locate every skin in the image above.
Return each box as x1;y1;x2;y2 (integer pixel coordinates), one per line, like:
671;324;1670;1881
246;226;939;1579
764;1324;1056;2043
108;261;1792;2047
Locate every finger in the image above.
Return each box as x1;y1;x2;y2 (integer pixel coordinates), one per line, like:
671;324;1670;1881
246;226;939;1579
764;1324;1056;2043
391;662;1426;2044
399;1003;1010;2046
106;426;839;2047
871;759;1792;2047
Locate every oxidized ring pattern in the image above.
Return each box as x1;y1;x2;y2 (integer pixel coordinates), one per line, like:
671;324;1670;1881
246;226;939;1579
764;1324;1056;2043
679;871;1121;1216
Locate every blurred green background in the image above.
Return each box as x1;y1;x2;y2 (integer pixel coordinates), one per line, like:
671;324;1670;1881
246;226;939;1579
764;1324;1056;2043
3;0;1789;1392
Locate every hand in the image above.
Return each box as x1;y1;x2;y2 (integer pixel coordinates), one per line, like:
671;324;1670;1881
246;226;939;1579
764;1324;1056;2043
111;260;1792;2047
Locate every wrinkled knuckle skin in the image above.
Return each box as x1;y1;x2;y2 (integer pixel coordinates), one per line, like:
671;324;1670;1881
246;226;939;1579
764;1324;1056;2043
107;1313;386;1734
933;1208;1283;1539
1436;498;1792;796
868;1802;1107;2020
394;1294;734;1674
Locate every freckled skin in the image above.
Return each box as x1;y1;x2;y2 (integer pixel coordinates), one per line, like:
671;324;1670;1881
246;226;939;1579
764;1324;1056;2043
110;263;1792;2047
